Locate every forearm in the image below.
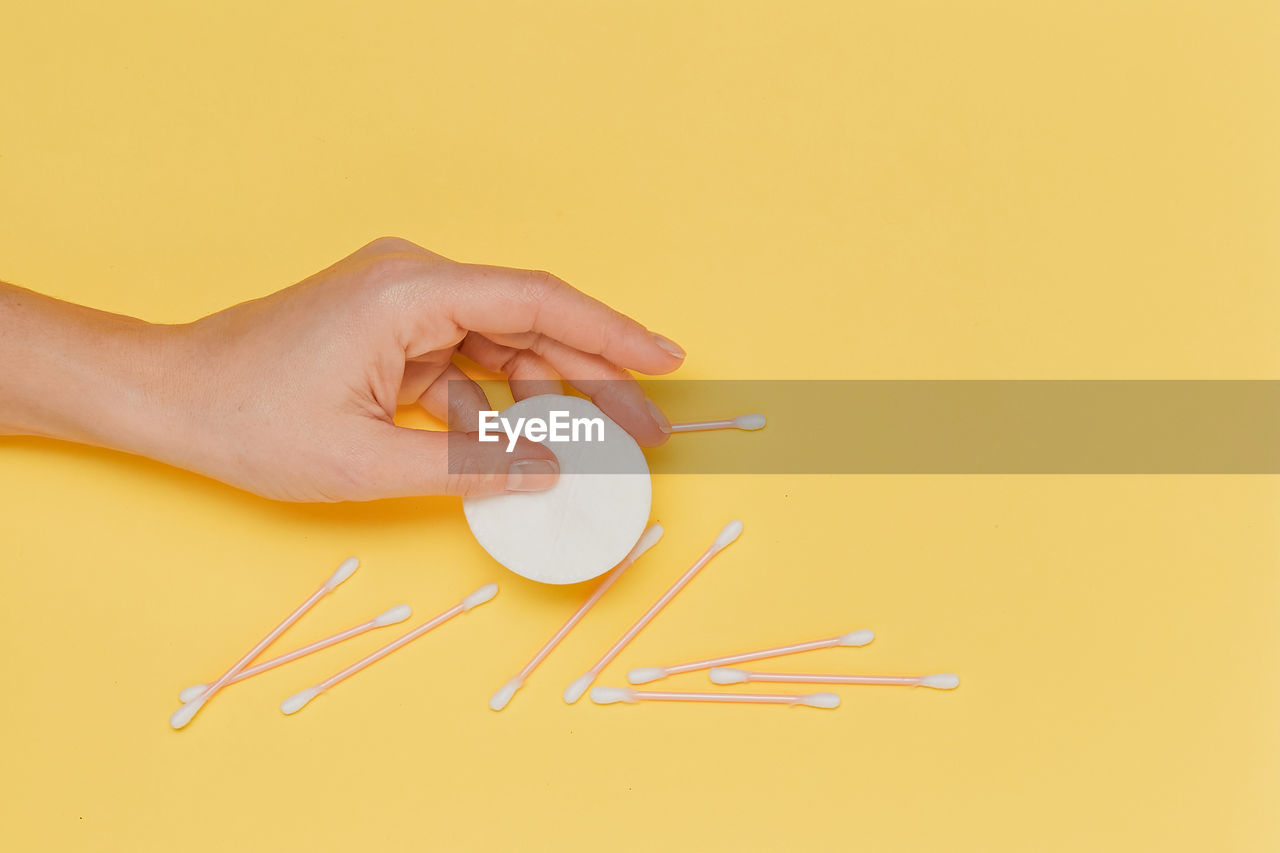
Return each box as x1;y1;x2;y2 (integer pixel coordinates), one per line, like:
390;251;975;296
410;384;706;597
0;282;190;459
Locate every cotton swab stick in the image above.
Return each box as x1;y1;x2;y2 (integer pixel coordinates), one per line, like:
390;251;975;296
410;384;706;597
590;685;839;709
490;524;664;712
169;557;360;730
710;669;960;689
563;520;744;704
176;604;412;703
627;628;874;685
281;582;498;715
668;414;766;433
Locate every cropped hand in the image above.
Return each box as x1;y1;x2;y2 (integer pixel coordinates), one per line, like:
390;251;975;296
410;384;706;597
0;237;684;501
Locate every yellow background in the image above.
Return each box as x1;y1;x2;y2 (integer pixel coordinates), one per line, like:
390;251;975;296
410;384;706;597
2;1;1278;850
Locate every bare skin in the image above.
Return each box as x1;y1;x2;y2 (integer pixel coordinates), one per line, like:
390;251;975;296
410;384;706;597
0;237;684;501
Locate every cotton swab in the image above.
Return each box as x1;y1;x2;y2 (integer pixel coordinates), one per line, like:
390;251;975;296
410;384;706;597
169;557;360;730
710;669;960;689
176;604;412;703
563;520;744;704
489;524;664;712
281;582;498;715
590;685;839;709
627;628;874;685
668;414;766;433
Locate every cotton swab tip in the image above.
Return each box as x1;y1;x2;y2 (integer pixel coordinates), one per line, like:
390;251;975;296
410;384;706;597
920;673;961;689
732;413;766;430
281;687;321;715
373;603;413;626
563;673;594;704
633;523;665;557
169;697;205;729
709;668;750;685
711;519;744;552
462;582;499;611
177;683;209;704
590;686;637;704
489;677;524;711
626;666;667;685
324;557;360;591
838;629;875;647
799;692;841;709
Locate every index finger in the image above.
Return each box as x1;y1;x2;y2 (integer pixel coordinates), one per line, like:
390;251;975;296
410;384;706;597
438;263;686;375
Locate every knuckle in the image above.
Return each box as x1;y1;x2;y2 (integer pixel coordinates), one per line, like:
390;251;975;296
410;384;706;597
444;444;504;497
355;238;435;283
356;252;430;300
524;268;565;301
442;471;473;497
499;347;532;375
363;235;421;255
443;469;497;498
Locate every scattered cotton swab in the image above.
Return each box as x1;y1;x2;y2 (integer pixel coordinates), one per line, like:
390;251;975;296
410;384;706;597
668;414;766;433
169;557;360;730
281;582;498;716
490;524;664;712
563;520;744;704
710;669;960;689
626;628;874;685
590;685;838;709
176;604;412;703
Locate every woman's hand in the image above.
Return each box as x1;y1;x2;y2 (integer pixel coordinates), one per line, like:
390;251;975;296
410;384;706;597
0;238;684;501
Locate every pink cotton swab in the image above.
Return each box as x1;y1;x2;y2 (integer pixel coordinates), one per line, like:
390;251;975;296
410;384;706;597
563;519;744;704
489;524;664;712
280;582;498;715
626;628;874;685
590;685;839;709
176;604;413;703
169;557;360;730
710;669;960;689
668;414;765;433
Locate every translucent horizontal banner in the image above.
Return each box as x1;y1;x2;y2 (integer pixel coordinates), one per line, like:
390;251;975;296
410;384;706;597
447;380;1280;474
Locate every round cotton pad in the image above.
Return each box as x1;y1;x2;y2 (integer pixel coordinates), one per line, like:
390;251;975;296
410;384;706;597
463;394;652;585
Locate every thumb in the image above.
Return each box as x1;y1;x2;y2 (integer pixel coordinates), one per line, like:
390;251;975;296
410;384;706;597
364;426;560;498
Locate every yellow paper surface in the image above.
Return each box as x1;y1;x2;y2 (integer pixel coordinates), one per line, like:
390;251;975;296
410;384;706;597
1;2;1277;850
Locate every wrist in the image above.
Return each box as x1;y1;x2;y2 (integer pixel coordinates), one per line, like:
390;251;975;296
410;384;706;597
0;285;197;462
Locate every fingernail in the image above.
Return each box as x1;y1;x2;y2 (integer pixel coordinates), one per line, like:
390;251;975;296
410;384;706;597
651;333;686;359
506;458;559;492
645;398;671;434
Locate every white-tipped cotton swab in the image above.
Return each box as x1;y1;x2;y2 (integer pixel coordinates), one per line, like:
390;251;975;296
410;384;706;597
281;582;498;716
590;685;838;709
490;524;664;712
668;414;766;433
169;557;359;730
563;520;744;704
627;628;874;685
177;604;412;703
710;669;960;689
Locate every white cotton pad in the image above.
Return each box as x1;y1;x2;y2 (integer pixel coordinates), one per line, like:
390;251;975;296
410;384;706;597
463;394;652;585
